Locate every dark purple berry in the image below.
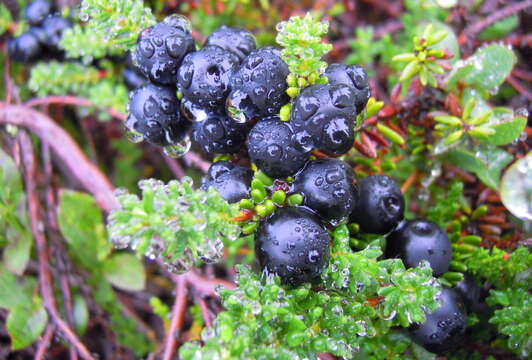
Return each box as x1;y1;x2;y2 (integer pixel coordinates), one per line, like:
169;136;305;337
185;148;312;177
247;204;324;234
25;0;52;26
255;207;331;286
41;15;71;52
201;161;252;204
324;63;370;114
8;31;42;63
204;25;256;62
191;112;249;154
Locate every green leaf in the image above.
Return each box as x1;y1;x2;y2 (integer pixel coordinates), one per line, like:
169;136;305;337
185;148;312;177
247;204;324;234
0;268;36;310
73;295;89;336
3;228;32;276
6;302;48;350
58;190;112;269
448;44;516;91
482;116;527;146
444;146;513;189
478;15;518;41
103;253;146;292
416;22;459;61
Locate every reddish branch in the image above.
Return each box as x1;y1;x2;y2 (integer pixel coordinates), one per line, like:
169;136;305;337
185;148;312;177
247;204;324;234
35;325;54;360
18;131;96;360
24;96;127;121
0;105;118;212
162;275;188;360
459;0;532;42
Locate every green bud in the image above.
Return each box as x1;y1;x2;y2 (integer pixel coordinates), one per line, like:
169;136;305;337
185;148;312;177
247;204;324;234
471;205;488;220
287;87;300;98
239;199;255;210
251;189;265;204
449;261;468;272
308;72;318;84
365;99;384;118
251;178;266;194
422;24;434;41
427;30;448;47
469;126;496;139
280;103;292;122
297;77;307;88
419;65;428;86
255;204;268;217
213;154;231;162
348;223;360;233
392;53;416;62
272;190;286;205
255;171;274;186
427;49;445;58
400;60;420;82
242;222;258;234
434;115;462;127
442;271;464;283
176;90;183;100
444;129;464;145
377;123;405;145
462;98;476;121
381;159;396;172
426;61;445;75
468;110;492;126
287;193;303;206
264;200;275;216
287;74;297;87
462;235;482;246
452;243;477;253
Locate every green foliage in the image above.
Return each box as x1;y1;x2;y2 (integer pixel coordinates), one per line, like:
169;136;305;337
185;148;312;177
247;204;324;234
0;149;32;275
0;3;12;35
79;0;155;51
61;24;124;64
103;252;146;291
487;287;532;358
276;13;332;82
107;178;241;273
426;181;463;227
478;15;519;41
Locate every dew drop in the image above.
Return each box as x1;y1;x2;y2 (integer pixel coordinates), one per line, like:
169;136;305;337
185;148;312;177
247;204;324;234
163;136;191;158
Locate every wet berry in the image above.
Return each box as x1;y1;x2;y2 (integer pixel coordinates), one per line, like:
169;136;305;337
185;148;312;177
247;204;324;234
350;175;404;234
294;159;357;224
177;45;239;112
205;25;256;62
247;116;310;178
126;83;189;146
8;31;42;63
409;287;468;354
124;52;148;90
226;47;289;123
454;274;485;313
255;207;331;286
191;112;250;154
134;15;195;85
324;63;370;114
41;15;71;52
201;161;252;204
25;0;52;26
290;83;358;155
385;219;452;277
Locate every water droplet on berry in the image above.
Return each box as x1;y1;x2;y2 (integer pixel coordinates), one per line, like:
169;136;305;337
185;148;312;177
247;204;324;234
163;136;191;158
163;14;192;33
181;100;208;122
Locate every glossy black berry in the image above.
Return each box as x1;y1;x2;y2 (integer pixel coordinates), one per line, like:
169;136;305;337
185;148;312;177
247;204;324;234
454;274;483;313
126;83;189;146
290;83;358;155
255;207;331;286
124;52;148;90
41;15;71;52
247;116;310;179
25;0;52;26
350;175;404;234
7;32;42;63
324;63;370;114
201;161;252;204
385;219;452;277
294;159;357;224
204;25;256;62
226;47;289;123
134;15;195;85
191;112;249;154
177;45;239;113
409;287;468;354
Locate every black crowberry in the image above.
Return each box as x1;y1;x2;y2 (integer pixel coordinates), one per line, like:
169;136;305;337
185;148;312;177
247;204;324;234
324;63;370;114
294;159;357;224
41;15;72;52
126;83;189;146
134;15;195;85
290;83;358;155
177;45;239;114
191;112;249;154
124;52;148;90
8;31;42;63
25;0;52;26
454;274;484;313
201;161;252;204
409;287;468;354
247;116;310;178
204;25;256;62
350;175;404;234
385;219;452;277
226;47;289;123
255;207;331;286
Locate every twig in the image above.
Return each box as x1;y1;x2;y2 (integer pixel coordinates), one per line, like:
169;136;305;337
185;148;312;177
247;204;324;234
185;271;236;297
161;149;186;179
506;76;532;101
24;96;127;121
3;43;14;104
0;105;118;212
460;0;532;42
18;131;96;360
162;275;188;360
183;152;211;173
197;297;212;328
401;169;419;194
35;325;55;360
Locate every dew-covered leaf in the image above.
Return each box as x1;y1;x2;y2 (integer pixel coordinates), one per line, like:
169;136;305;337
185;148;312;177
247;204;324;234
103;252;146;292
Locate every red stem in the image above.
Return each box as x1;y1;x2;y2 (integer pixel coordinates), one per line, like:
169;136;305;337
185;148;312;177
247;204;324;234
162;275;188;360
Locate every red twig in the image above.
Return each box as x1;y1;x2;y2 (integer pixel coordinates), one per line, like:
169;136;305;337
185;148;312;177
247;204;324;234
506;76;532;101
186;271;236;297
3;43;14;104
197;297;213;328
460;0;532;42
18;131;96;360
35;325;55;360
162;275;188;360
0;105;118;212
161;149;186;179
24;96;127;121
183;151;211;173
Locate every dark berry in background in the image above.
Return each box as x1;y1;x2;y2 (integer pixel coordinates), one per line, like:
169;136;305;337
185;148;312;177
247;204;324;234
226;47;289;123
205;25;256;62
385;219;452;277
294;159;357;224
255;207;331;287
290;83;358;155
124;52;148;91
126;83;189;146
409;287;468;354
192;113;249;154
41;15;72;52
134;15;195;85
454;274;485;313
350;175;404;234
177;45;239;113
247;116;310;179
324;63;370;114
8;32;42;63
25;0;52;26
201;161;252;204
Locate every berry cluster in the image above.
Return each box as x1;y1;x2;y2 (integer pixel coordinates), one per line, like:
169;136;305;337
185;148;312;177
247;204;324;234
126;15;474;355
8;0;71;63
